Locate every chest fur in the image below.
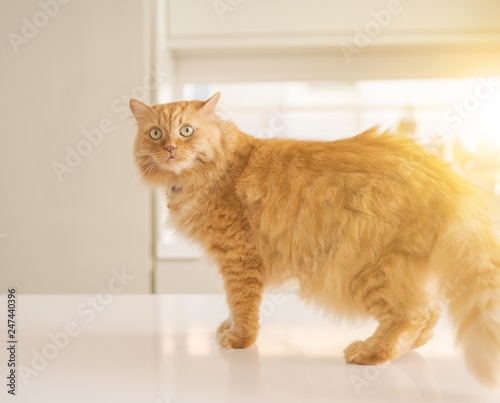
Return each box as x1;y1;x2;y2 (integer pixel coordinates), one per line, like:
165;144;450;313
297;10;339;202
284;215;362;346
166;183;251;251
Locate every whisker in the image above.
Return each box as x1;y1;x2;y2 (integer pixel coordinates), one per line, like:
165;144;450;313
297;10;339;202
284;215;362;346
144;162;157;180
126;161;156;186
125;171;141;187
136;161;157;182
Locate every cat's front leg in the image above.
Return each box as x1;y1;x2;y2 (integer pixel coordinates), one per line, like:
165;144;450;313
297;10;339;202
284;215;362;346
217;259;263;349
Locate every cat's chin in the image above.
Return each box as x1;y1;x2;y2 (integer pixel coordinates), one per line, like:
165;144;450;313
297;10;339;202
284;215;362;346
158;159;191;176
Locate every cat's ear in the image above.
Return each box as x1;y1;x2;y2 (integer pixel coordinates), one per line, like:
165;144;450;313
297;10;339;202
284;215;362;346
129;99;156;125
199;92;220;117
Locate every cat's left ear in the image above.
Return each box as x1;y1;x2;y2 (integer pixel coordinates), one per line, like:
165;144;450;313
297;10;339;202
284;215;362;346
199;92;220;117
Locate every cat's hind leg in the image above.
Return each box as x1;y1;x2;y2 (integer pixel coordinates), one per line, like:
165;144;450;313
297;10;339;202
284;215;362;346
344;310;430;365
412;304;442;349
344;253;432;365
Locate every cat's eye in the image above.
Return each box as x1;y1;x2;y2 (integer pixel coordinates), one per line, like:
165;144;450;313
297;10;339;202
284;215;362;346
180;124;195;137
149;127;162;140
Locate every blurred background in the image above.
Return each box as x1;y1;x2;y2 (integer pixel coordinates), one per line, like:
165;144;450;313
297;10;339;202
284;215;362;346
1;0;499;294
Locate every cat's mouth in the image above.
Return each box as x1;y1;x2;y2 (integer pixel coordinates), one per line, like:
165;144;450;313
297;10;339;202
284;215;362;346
159;155;186;172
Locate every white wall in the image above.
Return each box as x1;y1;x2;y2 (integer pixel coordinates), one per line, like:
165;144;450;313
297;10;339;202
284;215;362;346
0;0;153;293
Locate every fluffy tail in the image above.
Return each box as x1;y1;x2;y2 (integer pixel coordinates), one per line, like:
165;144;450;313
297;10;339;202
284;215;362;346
435;217;500;388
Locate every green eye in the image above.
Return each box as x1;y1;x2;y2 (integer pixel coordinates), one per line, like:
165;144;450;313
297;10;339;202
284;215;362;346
149;127;162;140
180;124;195;137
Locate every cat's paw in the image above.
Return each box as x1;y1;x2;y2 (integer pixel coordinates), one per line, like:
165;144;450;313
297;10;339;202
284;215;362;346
217;329;255;349
216;318;231;337
344;340;390;365
412;329;434;349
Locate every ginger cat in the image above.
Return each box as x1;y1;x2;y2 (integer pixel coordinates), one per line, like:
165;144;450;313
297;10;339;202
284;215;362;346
130;93;500;387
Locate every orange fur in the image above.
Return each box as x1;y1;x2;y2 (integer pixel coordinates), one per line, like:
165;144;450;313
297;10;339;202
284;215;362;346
130;94;500;387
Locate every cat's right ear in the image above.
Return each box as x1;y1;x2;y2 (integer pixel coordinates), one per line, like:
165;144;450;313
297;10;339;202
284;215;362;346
129;99;155;125
199;92;220;117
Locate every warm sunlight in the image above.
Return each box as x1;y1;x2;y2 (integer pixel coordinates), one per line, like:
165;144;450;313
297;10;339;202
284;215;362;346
495;183;500;195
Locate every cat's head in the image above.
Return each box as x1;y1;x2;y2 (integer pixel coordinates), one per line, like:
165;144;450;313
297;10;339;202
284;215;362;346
129;93;223;185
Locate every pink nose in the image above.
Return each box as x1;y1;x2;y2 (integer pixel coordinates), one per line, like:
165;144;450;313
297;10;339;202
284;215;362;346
164;144;177;152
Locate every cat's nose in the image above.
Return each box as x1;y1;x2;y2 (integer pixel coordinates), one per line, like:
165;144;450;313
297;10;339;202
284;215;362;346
164;144;177;152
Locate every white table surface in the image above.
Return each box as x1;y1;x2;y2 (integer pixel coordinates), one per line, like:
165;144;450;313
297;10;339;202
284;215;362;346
1;294;498;403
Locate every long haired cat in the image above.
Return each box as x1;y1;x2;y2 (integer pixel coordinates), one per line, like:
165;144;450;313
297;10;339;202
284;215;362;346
130;93;500;387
